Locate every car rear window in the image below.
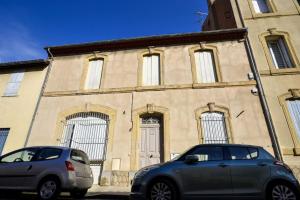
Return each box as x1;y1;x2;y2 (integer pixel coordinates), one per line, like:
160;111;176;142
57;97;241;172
37;148;62;161
71;150;90;165
228;147;258;160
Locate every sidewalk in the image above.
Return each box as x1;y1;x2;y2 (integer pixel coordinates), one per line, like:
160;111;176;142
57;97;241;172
87;185;130;199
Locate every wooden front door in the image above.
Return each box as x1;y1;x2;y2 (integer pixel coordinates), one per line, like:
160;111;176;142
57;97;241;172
140;116;162;168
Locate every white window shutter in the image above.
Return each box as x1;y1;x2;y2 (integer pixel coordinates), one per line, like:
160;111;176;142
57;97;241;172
143;55;160;86
4;71;24;96
252;0;270;13
85;60;103;89
268;38;293;69
278;39;293;68
195;51;217;83
287;100;300;140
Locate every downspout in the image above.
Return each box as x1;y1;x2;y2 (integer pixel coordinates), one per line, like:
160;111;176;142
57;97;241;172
234;0;282;161
24;48;54;147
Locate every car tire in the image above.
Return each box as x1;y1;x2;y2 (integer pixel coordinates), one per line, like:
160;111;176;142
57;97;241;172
267;181;299;200
148;179;178;200
70;189;88;199
37;177;61;200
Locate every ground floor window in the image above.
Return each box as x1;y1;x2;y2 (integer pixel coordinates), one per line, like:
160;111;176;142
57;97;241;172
287;100;300;140
0;128;9;155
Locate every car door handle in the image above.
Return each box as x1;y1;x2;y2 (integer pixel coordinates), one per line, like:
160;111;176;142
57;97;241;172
258;163;267;167
219;163;228;168
27;165;32;171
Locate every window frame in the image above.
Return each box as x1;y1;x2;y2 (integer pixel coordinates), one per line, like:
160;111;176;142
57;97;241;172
259;30;300;75
138;49;164;88
35;148;63;161
177;145;225;162
80;54;108;91
3;70;25;97
189;45;222;86
248;0;277;18
226;146;259;161
0;147;40;163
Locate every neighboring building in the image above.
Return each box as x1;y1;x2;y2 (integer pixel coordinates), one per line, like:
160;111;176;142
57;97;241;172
0;60;49;155
203;0;300;177
26;29;273;188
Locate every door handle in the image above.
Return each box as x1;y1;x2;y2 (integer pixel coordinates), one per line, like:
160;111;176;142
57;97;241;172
27;165;32;171
219;163;228;168
258;163;267;167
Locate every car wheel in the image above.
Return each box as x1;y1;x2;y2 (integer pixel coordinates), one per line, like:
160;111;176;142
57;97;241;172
268;182;298;200
70;189;88;199
37;177;61;200
148;179;178;200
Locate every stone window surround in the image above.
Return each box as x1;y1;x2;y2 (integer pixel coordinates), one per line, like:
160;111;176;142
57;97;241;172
194;103;233;144
137;48;165;88
259;29;300;76
279;89;300;156
247;0;277;18
79;53;108;92
188;43;222;87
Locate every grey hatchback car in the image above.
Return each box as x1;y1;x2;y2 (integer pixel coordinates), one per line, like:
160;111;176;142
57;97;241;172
0;146;93;200
131;144;300;200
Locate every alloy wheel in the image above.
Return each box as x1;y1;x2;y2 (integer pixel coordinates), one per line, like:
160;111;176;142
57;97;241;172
39;180;57;199
272;184;297;200
150;182;172;200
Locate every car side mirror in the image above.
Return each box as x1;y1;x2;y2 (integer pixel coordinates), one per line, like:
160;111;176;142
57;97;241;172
185;155;199;164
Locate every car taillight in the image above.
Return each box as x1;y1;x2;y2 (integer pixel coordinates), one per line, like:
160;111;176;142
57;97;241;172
274;161;293;174
65;161;75;171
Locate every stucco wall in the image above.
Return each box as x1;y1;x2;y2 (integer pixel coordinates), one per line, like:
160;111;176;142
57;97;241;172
0;67;47;154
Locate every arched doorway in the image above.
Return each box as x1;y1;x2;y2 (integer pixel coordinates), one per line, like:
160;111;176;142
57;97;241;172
139;114;164;168
60;112;109;184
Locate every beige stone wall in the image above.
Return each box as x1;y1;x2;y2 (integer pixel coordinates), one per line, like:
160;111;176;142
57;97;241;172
0;67;47;154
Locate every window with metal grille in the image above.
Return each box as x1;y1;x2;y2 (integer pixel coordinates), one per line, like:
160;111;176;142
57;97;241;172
0;128;9;155
142;54;160;86
85;59;103;89
60;112;109;162
267;37;294;69
252;0;271;13
4;71;24;96
201;112;228;144
287;100;300;140
194;51;218;83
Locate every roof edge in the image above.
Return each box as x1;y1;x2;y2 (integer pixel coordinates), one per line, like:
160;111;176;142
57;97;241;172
0;59;49;69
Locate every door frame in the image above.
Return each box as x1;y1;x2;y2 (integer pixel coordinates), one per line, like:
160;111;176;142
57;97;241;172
131;105;170;170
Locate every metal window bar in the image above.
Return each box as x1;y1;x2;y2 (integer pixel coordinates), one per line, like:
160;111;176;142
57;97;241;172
60;112;109;162
0;128;9;155
201;112;229;144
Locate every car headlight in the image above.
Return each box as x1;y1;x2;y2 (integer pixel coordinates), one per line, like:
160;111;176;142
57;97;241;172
134;165;160;179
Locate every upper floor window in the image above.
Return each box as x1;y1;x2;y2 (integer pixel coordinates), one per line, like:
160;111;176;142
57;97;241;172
267;37;294;69
287;99;300;140
85;59;103;89
4;71;24;96
194;51;218;83
201;112;228;144
252;0;271;13
142;54;160;86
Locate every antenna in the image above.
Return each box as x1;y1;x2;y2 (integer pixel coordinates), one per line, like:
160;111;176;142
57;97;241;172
196;11;208;27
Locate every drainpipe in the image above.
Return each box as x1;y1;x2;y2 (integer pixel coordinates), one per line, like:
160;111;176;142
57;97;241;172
24;48;54;147
234;0;282;161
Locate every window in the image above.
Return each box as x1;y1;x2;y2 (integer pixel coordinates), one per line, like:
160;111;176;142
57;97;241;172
0;128;9;155
4;71;24;96
252;0;271;13
194;51;217;83
0;148;38;163
228;147;254;160
85;59;103;89
287;100;300;140
267;37;294;69
188;146;223;161
298;0;300;5
142;54;160;86
36;148;62;161
201;112;228;144
71;150;90;165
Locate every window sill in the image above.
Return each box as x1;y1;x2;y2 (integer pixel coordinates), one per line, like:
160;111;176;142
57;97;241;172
260;67;300;76
192;81;256;88
2;95;18;97
245;12;299;20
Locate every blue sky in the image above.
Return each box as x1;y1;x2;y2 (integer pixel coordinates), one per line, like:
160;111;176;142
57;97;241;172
0;0;208;62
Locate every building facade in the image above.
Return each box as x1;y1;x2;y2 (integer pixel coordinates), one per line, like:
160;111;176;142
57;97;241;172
203;0;300;177
26;29;274;187
0;60;48;155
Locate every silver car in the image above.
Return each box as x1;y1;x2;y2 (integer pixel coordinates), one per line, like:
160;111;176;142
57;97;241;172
131;144;300;200
0;146;93;200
